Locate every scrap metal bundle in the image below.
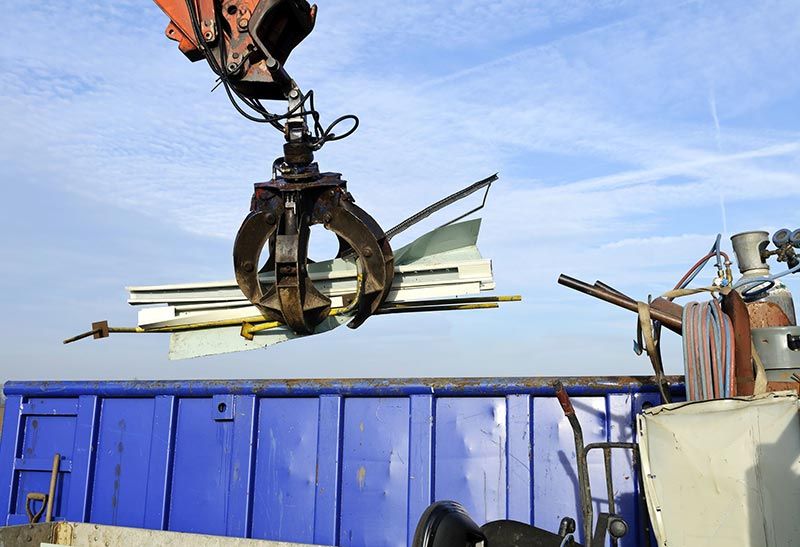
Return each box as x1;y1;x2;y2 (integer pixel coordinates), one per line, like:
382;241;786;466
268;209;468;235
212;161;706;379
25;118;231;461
559;228;800;403
64;192;521;358
127;218;506;359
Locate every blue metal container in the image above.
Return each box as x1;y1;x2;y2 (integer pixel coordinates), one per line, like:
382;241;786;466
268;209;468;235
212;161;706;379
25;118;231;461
0;377;676;546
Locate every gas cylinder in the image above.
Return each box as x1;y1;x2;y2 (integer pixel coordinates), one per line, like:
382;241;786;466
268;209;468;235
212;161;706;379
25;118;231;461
730;230;796;325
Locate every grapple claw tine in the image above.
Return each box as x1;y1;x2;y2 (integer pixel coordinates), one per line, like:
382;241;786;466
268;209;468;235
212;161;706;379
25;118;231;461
323;197;394;329
233;207;283;322
273;228;331;333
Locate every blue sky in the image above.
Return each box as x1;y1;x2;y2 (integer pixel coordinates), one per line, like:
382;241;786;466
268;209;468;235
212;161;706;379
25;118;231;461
1;0;799;381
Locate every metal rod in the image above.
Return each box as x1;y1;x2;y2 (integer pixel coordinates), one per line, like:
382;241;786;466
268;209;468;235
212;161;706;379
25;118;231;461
555;381;593;544
603;448;617;547
595;281;683;325
559;275;682;334
585;442;637;451
62;329;103;345
594;281;629;299
45;453;60;522
385;173;498;240
375;303;499;315
238;320;284;339
387;295;521;308
583;443;641;547
65;296;519;343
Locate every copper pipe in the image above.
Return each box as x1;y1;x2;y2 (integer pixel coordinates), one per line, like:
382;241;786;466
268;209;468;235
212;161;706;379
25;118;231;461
558;275;682;334
594;281;684;323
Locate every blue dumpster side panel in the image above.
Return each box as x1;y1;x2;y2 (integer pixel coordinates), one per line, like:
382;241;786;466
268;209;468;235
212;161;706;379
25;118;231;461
435;397;507;524
252;397;319;543
90;398;156;528
340;398;410;547
0;377;681;546
169;397;235;535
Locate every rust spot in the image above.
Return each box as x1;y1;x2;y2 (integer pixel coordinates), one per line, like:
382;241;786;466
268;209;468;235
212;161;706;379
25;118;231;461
356;466;366;490
31;419;38;429
117;442;124;453
21;375;684;401
747;301;792;328
114;463;121;476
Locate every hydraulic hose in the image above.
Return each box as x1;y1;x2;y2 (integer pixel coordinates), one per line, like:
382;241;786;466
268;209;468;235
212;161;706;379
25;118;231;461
733;262;800;299
682;299;735;400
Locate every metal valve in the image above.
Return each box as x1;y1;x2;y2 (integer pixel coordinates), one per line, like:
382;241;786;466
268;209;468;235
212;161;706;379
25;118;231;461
770;229;800;270
773;228;792;247
771;227;800;249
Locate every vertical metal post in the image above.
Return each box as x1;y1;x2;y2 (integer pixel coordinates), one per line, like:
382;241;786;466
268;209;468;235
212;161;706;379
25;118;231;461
603;448;616;546
65;395;99;522
0;395;23;523
554;382;593;544
407;394;434;542
314;395;343;545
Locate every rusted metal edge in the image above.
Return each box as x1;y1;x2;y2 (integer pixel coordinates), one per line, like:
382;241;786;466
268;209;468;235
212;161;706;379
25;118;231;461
4;376;685;398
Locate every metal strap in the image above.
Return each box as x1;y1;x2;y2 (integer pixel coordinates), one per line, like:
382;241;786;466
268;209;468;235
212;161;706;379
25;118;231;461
385;174;497;240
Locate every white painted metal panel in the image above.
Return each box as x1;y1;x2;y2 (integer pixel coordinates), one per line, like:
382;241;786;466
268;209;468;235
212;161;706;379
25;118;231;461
638;392;800;547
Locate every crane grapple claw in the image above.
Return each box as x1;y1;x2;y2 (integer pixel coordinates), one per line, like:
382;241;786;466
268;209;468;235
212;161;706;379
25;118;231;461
155;0;393;335
233;172;394;334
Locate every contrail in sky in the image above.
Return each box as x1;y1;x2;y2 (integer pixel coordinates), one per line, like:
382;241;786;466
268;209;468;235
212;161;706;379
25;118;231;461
709;85;728;235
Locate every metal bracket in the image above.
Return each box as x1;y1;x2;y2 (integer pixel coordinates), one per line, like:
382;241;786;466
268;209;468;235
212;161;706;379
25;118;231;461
212;395;235;421
51;522;74;544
